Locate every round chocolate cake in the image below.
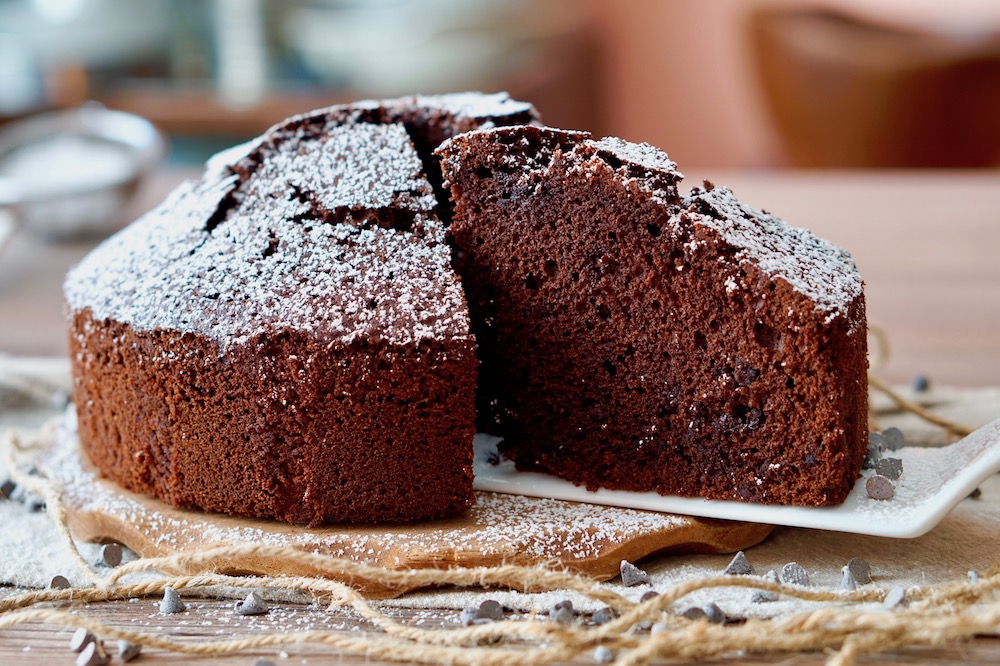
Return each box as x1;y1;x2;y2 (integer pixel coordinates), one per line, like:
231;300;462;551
64;93;538;525
437;125;868;506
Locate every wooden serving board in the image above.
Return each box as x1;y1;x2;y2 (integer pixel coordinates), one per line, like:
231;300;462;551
38;423;773;598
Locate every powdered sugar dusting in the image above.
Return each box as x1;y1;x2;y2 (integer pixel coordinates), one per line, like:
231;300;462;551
592;136;679;175
409;91;537;121
65;121;469;350
687;186;863;317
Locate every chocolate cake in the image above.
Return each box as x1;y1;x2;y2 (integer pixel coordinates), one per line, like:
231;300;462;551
64;93;537;526
437;125;868;506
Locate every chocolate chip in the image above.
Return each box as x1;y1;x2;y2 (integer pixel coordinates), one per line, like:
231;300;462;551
234;591;268;616
682;606;706;620
881;427;905;451
723;550;754;576
619;560;650;587
551;605;575;625
846;557;872;584
0;479;15;500
866;474;895;500
159;586;186;614
75;641;110;666
780;562;810;587
69;627;96;652
553;599;573;612
752;570;779;603
968;487;982;500
50;575;70;590
100;543;122;568
884;586;908;609
592;607;616;625
593;646;614;663
912;375;930;392
477;599;503;621
875;457;903;480
117;640;141;662
703;602;725;624
639;590;659;603
840;566;858;591
863;433;885;470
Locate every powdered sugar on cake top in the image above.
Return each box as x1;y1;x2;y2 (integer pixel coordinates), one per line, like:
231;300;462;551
64;121;470;350
687;185;863;318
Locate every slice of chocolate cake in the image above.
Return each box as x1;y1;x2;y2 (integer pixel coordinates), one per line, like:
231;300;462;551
64;93;537;526
437;125;868;506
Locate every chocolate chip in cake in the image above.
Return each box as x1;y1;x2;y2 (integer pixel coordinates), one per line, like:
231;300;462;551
752;570;779;603
840;566;858;591
99;543;122;568
591;607;616;625
69;627;96;652
912;374;930;392
723;550;754;576
780;562;810;587
866;474;895;500
75;641;109;666
883;586;908;609
234;591;268;616
159;586;186;614
875;457;903;480
881;427;905;451
619;560;650;587
117;640;141;663
50;575;70;590
846;557;872;585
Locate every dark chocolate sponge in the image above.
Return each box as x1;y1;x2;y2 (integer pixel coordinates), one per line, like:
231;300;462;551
437;125;868;506
64;93;537;526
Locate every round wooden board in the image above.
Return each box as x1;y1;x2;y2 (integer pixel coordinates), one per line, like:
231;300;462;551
39;423;773;598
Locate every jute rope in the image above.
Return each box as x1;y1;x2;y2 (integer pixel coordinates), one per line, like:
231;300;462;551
0;366;994;665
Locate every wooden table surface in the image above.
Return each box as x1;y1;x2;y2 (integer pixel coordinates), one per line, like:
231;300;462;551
1;168;999;664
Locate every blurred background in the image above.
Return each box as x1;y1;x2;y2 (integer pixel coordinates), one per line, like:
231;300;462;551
5;0;1000;170
2;0;1000;387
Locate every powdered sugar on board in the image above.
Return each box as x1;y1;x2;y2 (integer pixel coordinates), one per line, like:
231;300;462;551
37;415;772;598
473;419;1000;538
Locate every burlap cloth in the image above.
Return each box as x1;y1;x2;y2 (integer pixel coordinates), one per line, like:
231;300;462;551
2;355;999;621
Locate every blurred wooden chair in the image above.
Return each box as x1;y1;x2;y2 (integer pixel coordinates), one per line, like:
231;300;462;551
749;7;1000;167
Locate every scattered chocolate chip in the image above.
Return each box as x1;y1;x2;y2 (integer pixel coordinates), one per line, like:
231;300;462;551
703;602;725;624
682;606;706;620
69;627;96;652
235;591;268;616
875;457;903;480
840;566;858;591
50;575;70;590
846;558;872;585
866;474;895;500
75;641;110;666
912;375;930;392
477;599;503;621
551;605;575;625
553;599;573;612
117;640;141;662
593;646;614;663
638;590;658;605
884;586;908;609
863;433;885;470
968;571;980;584
781;562;810;587
968;487;982;500
99;543;123;568
723;550;754;576
0;479;15;500
591;607;616;625
881;427;905;451
159;586;186;614
619;560;650;587
752;570;779;603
